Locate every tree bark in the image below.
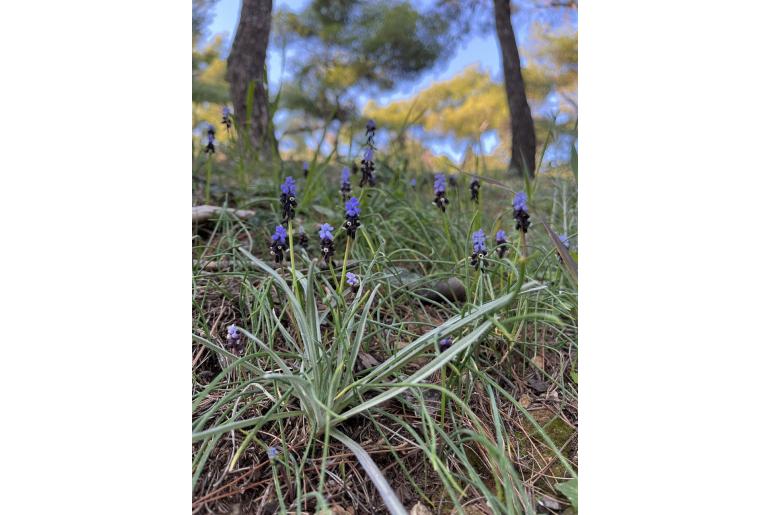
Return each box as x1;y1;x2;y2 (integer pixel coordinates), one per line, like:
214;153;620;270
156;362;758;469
226;0;277;161
493;0;536;177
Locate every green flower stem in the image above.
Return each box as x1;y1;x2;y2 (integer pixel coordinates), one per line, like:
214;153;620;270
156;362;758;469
338;236;351;295
287;220;299;299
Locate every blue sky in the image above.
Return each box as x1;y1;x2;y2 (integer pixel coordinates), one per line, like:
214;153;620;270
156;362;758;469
205;0;575;164
209;0;504;103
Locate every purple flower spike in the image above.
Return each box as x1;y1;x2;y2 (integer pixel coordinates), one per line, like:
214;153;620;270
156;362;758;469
434;173;446;195
319;223;334;241
345;197;361;218
470;229;488;270
341;167;350;184
410;178;416;187
472;229;487;253
364;147;374;162
272;225;287;244
267;447;279;460
227;324;239;338
439;337;453;352
366;119;376;132
281;176;297;196
559;233;570;248
513;191;528;212
495;229;508;258
345;272;359;287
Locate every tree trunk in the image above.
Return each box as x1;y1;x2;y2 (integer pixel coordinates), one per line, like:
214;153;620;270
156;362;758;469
493;0;536;177
226;0;277;162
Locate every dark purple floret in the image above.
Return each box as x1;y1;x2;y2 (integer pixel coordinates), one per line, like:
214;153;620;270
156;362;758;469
470;229;488;271
343;197;361;239
340;167;351;200
433;173;449;212
345;272;359;287
365;119;376;145
495;229;508;258
296;225;308;249
221;106;232;130
319;223;335;264
512;191;531;233
470;176;480;203
303;161;309;178
204;124;216;154
360;147;376;187
280;177;298;222
439;337;453;352
225;324;244;354
270;225;288;263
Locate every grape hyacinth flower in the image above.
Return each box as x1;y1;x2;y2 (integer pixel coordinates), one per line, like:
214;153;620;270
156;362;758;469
410;178;417;187
470;229;488;270
270;225;288;263
225;324;244;354
297;225;308;249
439;337;453;353
360;147;376;187
558;233;570;249
280;176;298;222
319;223;335;264
496;229;508;258
345;272;359;288
343;196;361;239
303;161;309;178
513;191;531;233
267;447;279;460
470;176;480;203
340;167;351;201
433;173;449;212
204;124;216;154
365;119;376;144
221;106;232;130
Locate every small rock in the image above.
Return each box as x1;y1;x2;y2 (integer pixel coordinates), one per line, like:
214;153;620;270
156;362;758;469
410;502;432;515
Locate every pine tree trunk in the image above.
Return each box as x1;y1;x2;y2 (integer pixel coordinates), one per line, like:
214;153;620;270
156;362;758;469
226;0;277;162
493;0;536;177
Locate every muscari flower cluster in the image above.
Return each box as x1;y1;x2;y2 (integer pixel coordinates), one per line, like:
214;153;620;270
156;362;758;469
360;147;376;187
470;176;480;203
303;161;309;178
221;106;232;131
269;225;288;263
496;229;508;258
346;272;359;288
340;167;351;201
439;337;453;353
433;173;449;212
204;124;216;154
297;225;308;249
280;176;298;222
225;324;244;355
513;191;531;233
559;233;570;249
343;197;361;239
319;223;335;264
470;229;488;270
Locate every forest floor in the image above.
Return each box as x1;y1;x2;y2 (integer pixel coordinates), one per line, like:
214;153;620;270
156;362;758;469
192;155;578;514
